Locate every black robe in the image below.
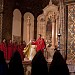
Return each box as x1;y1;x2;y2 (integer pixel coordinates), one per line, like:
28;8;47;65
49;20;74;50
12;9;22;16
31;50;48;75
8;51;24;75
48;50;70;75
0;50;8;75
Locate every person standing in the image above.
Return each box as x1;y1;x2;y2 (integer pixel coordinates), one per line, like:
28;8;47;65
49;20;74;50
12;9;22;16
7;39;13;60
8;51;24;75
34;34;46;53
0;39;7;60
18;42;24;60
48;50;69;75
22;41;26;50
31;50;48;75
0;50;8;75
13;41;18;53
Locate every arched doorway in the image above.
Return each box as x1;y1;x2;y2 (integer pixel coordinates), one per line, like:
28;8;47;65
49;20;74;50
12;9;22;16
12;9;21;42
23;12;34;44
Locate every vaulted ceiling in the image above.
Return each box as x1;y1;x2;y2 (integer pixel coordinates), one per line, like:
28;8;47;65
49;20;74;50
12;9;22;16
4;0;59;17
4;0;75;17
16;0;59;16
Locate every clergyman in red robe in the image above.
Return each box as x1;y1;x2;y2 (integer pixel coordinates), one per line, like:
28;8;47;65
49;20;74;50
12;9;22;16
34;34;46;53
7;39;13;60
0;39;7;60
13;41;18;53
22;41;26;50
18;42;24;60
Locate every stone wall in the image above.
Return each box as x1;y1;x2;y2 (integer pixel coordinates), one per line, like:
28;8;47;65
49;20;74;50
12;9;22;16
64;1;75;63
2;0;14;40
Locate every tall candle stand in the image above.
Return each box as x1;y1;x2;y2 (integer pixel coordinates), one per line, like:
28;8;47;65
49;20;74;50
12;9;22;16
57;29;61;51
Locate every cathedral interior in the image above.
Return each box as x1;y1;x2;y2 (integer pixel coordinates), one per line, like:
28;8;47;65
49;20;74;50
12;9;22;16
0;0;75;75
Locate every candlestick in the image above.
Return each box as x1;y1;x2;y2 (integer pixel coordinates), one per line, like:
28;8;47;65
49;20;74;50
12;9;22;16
57;28;61;51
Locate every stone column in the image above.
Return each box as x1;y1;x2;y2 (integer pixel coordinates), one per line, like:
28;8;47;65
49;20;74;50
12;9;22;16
0;0;3;43
59;0;65;57
42;20;46;39
0;13;2;43
27;16;31;43
39;22;42;35
21;14;24;42
55;15;59;46
51;13;56;48
34;17;37;40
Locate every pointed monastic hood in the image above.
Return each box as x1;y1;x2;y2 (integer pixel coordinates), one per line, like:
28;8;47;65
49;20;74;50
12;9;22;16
49;50;69;75
31;50;48;75
0;50;8;75
8;51;24;75
0;50;5;63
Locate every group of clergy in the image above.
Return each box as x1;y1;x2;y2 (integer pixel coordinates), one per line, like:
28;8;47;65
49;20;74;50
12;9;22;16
23;34;46;60
0;34;46;61
0;39;26;60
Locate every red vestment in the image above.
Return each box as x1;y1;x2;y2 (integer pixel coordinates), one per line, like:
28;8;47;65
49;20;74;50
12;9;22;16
22;44;26;59
35;38;46;52
7;42;13;60
13;43;18;53
0;44;1;50
18;44;24;60
0;42;7;60
22;44;26;50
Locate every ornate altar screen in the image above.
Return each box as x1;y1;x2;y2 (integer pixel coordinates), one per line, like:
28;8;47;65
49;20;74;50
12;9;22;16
37;1;59;61
37;1;59;48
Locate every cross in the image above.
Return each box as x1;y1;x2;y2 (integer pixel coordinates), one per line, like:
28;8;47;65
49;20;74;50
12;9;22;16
49;0;52;5
27;16;30;24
